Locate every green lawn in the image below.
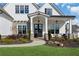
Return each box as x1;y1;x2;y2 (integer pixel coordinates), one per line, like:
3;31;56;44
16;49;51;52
0;45;79;56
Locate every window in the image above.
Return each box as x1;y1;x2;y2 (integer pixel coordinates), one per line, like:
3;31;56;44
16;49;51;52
15;5;19;13
25;5;29;13
15;5;29;14
45;8;52;16
20;5;24;13
55;24;59;34
18;25;27;35
49;23;59;34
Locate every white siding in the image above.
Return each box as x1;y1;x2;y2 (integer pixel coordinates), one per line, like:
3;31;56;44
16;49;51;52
4;3;37;21
0;14;12;35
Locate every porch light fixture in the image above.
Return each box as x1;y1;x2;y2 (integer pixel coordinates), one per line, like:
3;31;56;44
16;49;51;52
56;20;58;24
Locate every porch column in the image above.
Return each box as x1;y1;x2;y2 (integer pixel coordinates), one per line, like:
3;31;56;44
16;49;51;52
69;19;72;39
45;18;48;34
45;17;48;40
30;17;33;40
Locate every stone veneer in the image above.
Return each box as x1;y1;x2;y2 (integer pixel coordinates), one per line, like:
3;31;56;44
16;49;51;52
12;21;27;35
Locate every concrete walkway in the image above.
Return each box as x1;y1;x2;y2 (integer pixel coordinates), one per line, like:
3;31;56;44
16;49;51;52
0;39;46;47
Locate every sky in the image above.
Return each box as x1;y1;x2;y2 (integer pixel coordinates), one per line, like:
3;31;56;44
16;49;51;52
55;3;79;25
0;3;79;25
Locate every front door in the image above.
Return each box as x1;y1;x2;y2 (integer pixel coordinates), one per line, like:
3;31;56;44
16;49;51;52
34;24;43;38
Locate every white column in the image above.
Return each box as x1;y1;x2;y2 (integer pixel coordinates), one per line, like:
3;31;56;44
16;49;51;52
69;19;72;34
30;17;34;40
45;17;48;40
69;19;72;39
45;17;48;34
30;17;33;34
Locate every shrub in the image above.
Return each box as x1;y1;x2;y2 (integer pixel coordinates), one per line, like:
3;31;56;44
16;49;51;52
0;34;30;44
62;34;67;40
72;38;79;42
22;35;28;39
19;38;29;43
1;38;15;44
6;35;17;40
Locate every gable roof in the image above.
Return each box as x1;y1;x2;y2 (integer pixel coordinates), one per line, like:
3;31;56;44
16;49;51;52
36;3;45;8
0;3;7;8
49;3;64;15
32;3;64;15
0;8;13;21
32;3;45;9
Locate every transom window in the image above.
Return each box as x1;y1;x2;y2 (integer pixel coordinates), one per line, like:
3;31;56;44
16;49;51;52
15;5;29;14
45;8;52;16
17;24;27;35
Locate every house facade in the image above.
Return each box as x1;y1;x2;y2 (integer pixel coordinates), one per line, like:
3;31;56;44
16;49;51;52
0;3;75;40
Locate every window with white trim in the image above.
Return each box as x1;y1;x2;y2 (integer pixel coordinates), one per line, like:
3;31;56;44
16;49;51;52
45;8;52;16
49;23;60;34
18;24;27;35
15;5;29;14
15;5;19;13
25;5;29;13
20;5;24;13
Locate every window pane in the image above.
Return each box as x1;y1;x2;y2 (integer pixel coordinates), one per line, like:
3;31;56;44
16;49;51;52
18;30;22;34
23;25;26;34
25;5;29;13
18;25;22;34
20;5;24;13
18;25;21;30
18;25;26;34
15;5;19;13
55;24;59;34
56;29;59;34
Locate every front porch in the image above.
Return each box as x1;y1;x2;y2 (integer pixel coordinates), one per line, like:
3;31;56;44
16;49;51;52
27;11;75;40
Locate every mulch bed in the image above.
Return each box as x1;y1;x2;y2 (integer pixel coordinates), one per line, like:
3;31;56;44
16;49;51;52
63;40;79;48
47;39;79;48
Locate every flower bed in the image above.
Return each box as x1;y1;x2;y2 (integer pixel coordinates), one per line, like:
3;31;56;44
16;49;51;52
0;34;32;45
